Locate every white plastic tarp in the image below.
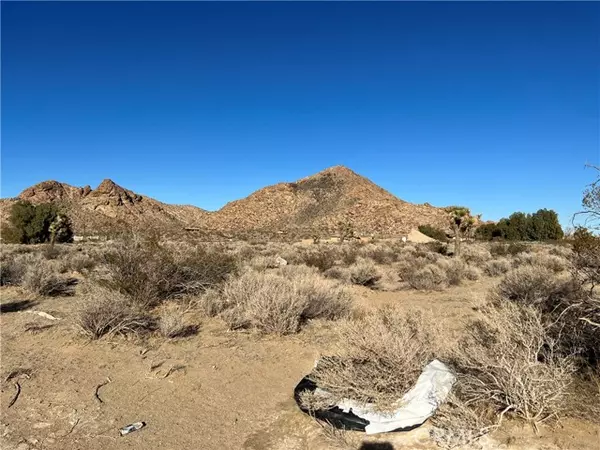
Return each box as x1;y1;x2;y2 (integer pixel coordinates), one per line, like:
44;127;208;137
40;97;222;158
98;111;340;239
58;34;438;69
322;359;456;434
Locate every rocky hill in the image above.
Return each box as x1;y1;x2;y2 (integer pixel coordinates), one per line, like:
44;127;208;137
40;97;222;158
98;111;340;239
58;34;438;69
1;166;453;238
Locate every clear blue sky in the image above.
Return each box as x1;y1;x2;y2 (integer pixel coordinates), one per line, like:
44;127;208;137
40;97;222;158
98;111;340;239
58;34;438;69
2;2;599;226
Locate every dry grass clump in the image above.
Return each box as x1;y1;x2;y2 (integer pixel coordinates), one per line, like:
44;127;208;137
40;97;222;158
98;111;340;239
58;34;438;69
76;284;155;339
483;258;511;277
497;265;558;305
98;238;237;307
348;258;382;287
452;300;575;427
309;307;434;410
216;269;352;334
22;256;76;296
158;303;197;338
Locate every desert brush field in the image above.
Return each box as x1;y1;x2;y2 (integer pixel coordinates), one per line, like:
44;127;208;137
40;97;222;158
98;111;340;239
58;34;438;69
1;236;598;450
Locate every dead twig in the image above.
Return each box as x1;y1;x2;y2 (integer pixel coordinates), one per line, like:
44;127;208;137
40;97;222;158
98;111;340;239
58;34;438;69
94;377;112;404
8;381;21;408
161;364;185;379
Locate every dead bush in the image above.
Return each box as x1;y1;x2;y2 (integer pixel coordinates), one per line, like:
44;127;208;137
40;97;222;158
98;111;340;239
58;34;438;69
483;258;511;277
219;270;352;334
497;265;558;305
309;307;434;410
22;256;76;296
405;263;448;290
452;300;575;427
348;258;382;287
76;285;155;339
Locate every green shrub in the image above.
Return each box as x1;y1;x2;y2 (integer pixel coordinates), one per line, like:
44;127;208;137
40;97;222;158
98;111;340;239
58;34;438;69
476;209;563;242
3;201;74;244
418;225;448;242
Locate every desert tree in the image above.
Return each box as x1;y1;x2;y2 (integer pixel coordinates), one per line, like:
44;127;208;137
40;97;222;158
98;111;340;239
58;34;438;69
445;206;476;257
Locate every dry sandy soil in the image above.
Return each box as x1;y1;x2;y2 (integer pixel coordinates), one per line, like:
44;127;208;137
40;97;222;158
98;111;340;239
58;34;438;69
1;280;598;450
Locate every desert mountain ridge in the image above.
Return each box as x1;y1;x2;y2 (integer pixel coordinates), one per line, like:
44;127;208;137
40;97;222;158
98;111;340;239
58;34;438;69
1;166;457;238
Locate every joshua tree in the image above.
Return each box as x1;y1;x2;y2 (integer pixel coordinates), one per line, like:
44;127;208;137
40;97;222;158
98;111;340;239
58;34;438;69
445;206;476;257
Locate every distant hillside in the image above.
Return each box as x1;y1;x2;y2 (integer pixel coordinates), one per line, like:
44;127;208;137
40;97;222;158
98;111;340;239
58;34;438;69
1;166;454;238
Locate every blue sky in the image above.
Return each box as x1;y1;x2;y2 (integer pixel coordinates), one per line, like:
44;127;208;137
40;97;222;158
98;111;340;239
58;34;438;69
2;2;599;226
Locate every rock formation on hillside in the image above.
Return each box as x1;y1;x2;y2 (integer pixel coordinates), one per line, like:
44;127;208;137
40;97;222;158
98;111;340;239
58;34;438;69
1;166;453;238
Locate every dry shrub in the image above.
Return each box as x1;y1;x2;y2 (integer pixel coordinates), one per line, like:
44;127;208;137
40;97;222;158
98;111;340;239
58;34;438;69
463;265;482;281
437;259;466;286
340;245;359;266
309;307;434;410
490;242;528;257
358;243;396;265
405;263;448;290
64;252;96;273
76;284;155;339
0;256;25;286
300;247;337;272
533;253;568;273
460;245;492;266
158;303;197;338
452;300;575;426
218;269;352;334
197;288;228;317
323;266;351;284
348;258;382;287
483;258;511;277
22;256;76;296
99;238;237;307
496;264;600;365
247;255;281;271
497;265;558;305
430;393;497;449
